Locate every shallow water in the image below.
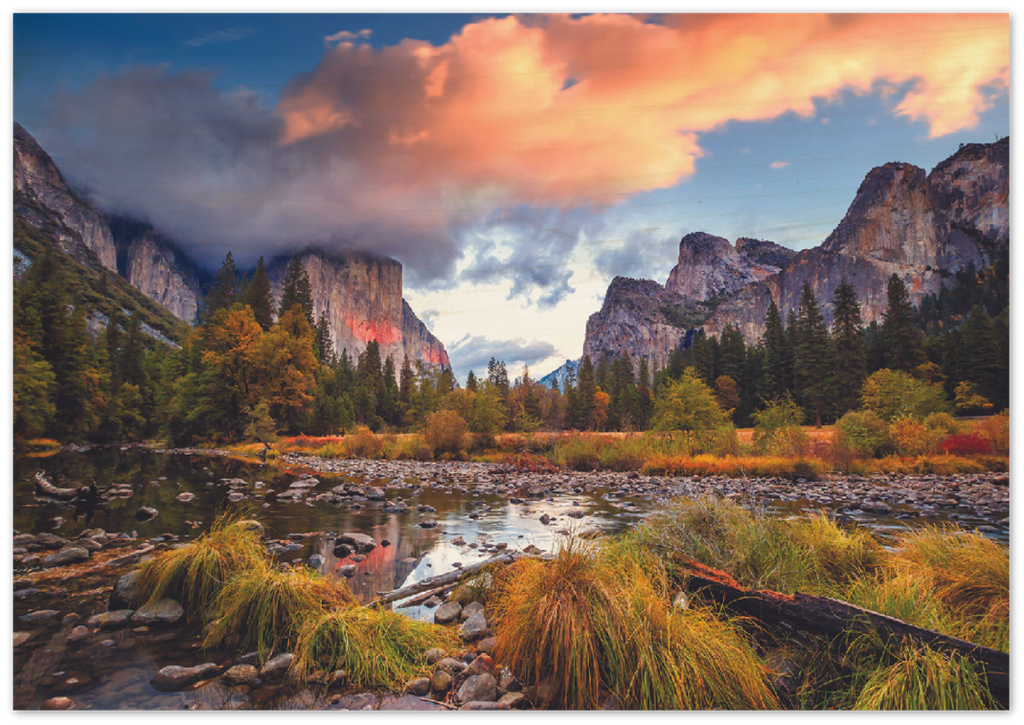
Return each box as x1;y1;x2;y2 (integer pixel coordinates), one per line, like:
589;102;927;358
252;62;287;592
11;449;1008;710
11;449;644;710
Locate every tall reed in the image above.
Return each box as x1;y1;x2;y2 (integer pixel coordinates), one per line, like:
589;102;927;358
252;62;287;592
490;535;780;709
852;643;997;710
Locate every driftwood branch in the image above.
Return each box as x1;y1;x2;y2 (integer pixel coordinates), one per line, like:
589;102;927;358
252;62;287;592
396;584;456;608
675;558;1009;707
34;471;81;500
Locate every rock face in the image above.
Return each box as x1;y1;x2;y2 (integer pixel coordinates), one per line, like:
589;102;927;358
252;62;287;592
269;250;450;372
585;138;1010;360
13;123;117;271
583;278;710;371
110;218;203;323
705;139;1009;341
13;125;450;366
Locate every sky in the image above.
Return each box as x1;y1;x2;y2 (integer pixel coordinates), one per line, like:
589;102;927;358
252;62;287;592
11;7;1011;383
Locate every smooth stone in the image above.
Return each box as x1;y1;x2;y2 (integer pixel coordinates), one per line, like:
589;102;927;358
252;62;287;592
338;565;358;577
460;601;484;621
430;669;453;693
150;663;222;691
338;532;376;553
43;547;90;567
132;598;184;626
379;694;445;710
422;596;442;608
434;657;467;675
498;691;528;709
110;571;140;610
464;653;495;677
424;647;445;665
475;635;497;655
41;697;76;710
457;673;498;703
459;610;490;642
67;625;90;643
221;664;259;686
434;601;462;625
334;692;378;710
136;506;159;521
259;653;295;680
14;632;31;647
19;609;59;623
461;701;510;710
405;676;431;696
87;610;135;631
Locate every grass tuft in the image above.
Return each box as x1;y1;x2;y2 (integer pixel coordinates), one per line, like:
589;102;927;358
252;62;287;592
204;565;358;658
293;607;458;689
135;513;268;619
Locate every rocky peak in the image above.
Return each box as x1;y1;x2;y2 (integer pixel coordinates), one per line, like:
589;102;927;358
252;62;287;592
735;237;797;269
664;232;780;302
13;123;118;271
586;137;1009;360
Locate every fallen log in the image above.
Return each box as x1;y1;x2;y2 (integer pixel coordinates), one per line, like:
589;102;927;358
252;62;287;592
396;584;456;608
675;558;1009;708
34;471;81;500
368;552;527;608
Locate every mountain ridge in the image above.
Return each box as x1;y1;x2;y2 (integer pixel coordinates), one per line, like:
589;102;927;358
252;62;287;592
584;137;1009;366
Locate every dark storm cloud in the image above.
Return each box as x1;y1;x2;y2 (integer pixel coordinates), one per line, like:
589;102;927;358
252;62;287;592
37;65;463;277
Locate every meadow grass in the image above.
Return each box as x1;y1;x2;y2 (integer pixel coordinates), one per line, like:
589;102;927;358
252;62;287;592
840;525;1009;652
851;643;997;710
204;565;359;658
635;496;882;594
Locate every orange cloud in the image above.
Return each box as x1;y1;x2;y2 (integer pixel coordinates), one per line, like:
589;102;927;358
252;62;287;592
276;13;1008;207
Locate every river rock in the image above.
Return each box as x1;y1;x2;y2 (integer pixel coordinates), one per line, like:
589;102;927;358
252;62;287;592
338;565;358;578
460;610;490;641
424;647;445;665
87;610;135;631
132;598;184;626
378;694;444;710
860;499;892;514
476;635;497;654
460;601;484;621
419;519;439;529
366;487;386;500
110;571;140;610
461;701;510;710
19;609;58;623
434;601;462;624
43;547;89;567
41;697;76;710
151;663;222;691
464;653;494;677
260;653;295;680
457;673;498;703
405;676;431;696
136;506;159;522
14;632;31;647
175;492;196;502
221;664;259;686
32;532;68;550
67;625;90;643
430;669;453;693
498;692;528;709
338;532;376;553
434;657;467;676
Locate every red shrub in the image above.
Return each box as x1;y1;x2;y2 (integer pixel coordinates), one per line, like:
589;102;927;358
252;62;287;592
938;432;995;456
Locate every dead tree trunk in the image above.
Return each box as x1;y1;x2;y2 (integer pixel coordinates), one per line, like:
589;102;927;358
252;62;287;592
676;558;1009;707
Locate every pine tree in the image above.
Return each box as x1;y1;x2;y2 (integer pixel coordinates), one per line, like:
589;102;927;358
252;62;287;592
204;252;239;323
244;256;274;330
830;278;866;416
465;369;478;393
882;273;924;372
760;298;787;402
793;283;830;427
314;312;333;363
576;355;596;430
279;255;314;326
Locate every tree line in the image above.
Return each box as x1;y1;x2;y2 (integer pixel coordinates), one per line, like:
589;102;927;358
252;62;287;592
13;246;1008;445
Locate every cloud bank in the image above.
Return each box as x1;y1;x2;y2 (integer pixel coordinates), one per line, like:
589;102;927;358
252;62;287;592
36;13;1008;292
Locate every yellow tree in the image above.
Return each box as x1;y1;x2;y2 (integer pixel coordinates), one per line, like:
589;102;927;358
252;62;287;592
197;306;264;439
250;306;319;434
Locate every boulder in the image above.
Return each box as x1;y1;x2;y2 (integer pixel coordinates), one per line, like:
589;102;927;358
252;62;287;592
259;653;295;680
434;601;462;625
457;673;498;703
405;676;431;696
338;532;376;553
459;610;491;642
132;598;184;626
460;601;484;621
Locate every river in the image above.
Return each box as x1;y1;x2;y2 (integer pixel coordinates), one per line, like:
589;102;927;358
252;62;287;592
11;448;1009;710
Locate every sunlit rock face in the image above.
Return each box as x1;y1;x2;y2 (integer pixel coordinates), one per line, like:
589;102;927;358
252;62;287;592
665;232;783;302
270;250;450;371
706;138;1009;341
14;123;118;272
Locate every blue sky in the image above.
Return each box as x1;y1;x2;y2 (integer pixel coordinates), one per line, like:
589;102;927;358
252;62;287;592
12;11;1010;381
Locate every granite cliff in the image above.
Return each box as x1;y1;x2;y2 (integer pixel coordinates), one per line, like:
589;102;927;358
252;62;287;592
12;124;450;370
268;250;450;372
584;138;1009;364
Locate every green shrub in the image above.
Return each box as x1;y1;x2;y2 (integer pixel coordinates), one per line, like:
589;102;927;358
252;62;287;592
835;410;891;458
752;397;809;456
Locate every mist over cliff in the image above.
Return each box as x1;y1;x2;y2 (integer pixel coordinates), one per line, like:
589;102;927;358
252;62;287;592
13;123;451;371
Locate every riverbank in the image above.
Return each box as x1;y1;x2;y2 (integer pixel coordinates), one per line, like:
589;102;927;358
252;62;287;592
14;446;1007;708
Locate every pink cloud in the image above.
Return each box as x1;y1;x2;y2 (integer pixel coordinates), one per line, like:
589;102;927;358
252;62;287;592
277;13;1008;209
